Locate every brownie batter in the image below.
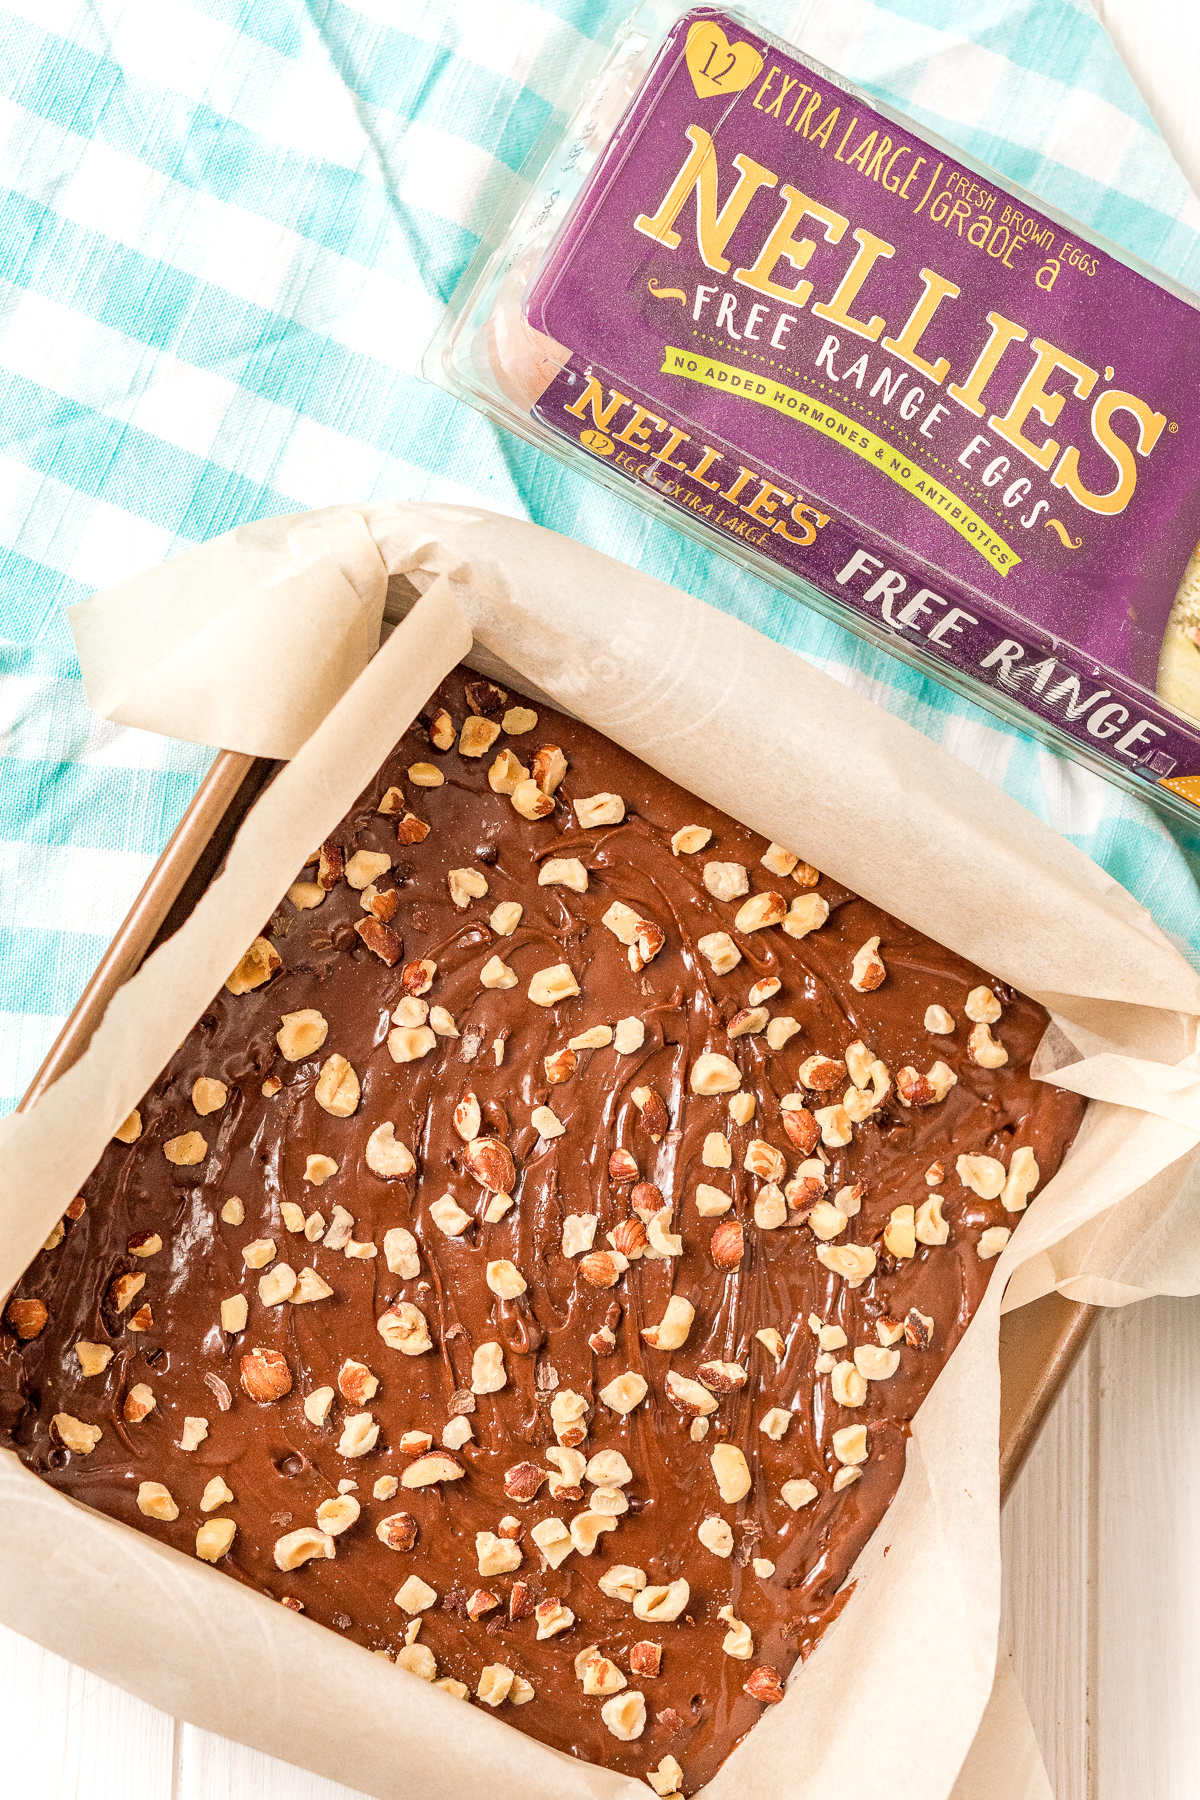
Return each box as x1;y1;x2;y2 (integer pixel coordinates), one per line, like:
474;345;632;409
0;668;1085;1792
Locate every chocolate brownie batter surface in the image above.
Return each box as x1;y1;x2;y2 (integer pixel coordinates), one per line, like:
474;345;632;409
0;668;1084;1792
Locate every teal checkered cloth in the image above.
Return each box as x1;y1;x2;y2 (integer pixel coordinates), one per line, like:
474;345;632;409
2;0;1198;1114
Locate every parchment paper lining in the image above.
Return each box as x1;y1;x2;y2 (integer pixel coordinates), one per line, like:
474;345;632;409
0;504;1195;1800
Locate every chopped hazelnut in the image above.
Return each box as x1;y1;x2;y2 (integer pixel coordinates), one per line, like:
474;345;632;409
850;935;886;992
429;1194;472;1237
665;1372;718;1418
641;1294;694;1352
783;893;830;939
690;1052;741;1094
711;1443;751;1503
336;1412;380;1457
458;716;501;758
671;825;711;854
698;1515;734;1557
376;1511;420;1551
734;891;786;934
916;1194;949;1245
978;1226;1012;1260
582;1652;626;1696
531;1104;565;1140
744;1666;785;1704
697;930;741;975
383;1226;420;1278
816;1243;877;1287
831;1360;867;1404
338;1359;379;1406
315;1053;360;1117
317;1493;361;1537
73;1340;113;1377
1002;1145;1040;1212
292;1267;333;1303
396;1574;438;1613
703;861;748;901
256;1262;295;1307
489;899;523;935
486;1259;527;1299
364;1122;415;1180
275;1008;328;1062
448;866;489;909
529;744;567;794
241;1238;276;1271
957;1153;1007;1198
759;1406;792;1440
648;1756;682;1796
108;1271;146;1312
710;1218;744;1268
387;1024;437;1062
601;1691;647;1742
163;1131;207;1167
728;1005;769;1038
113;1110;142;1144
471;1341;507;1395
527;962;580;1007
225;937;280;995
965;984;1002;1023
121;1383;156;1425
854;1345;899;1381
377;1302;433;1357
544;1047;577;1084
719;1605;754;1660
274;1526;334;1571
179;1416;209;1451
303;1386;335;1426
781;1478;818;1510
598;1563;647;1602
530;1516;573;1568
453;1092;482;1141
477;1530;523;1576
344;850;391;891
191;1077;227;1116
883;1205;917;1259
573;792;625;828
476;1664;515;1707
539;856;588;893
397;1644;437;1680
761;842;799;877
599;1370;648;1415
561;1214;598;1257
511;778;554;820
925;1004;956;1034
6;1298;48;1340
195;1518;236;1563
633;1578;690;1622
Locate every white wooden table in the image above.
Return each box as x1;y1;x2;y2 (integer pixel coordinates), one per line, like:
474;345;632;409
3;2;1198;1795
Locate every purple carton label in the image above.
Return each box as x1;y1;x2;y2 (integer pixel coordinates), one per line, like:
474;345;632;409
525;6;1200;797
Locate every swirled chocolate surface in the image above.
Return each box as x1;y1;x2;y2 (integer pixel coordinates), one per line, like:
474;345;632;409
0;669;1084;1790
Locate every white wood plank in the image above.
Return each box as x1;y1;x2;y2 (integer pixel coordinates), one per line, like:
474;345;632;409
1094;1295;1200;1800
0;1620;176;1796
177;1722;371;1800
1000;1327;1097;1800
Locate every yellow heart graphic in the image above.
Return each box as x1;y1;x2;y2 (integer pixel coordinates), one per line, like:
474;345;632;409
684;20;764;100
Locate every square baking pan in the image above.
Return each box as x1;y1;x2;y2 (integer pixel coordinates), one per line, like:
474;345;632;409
15;742;1097;1502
